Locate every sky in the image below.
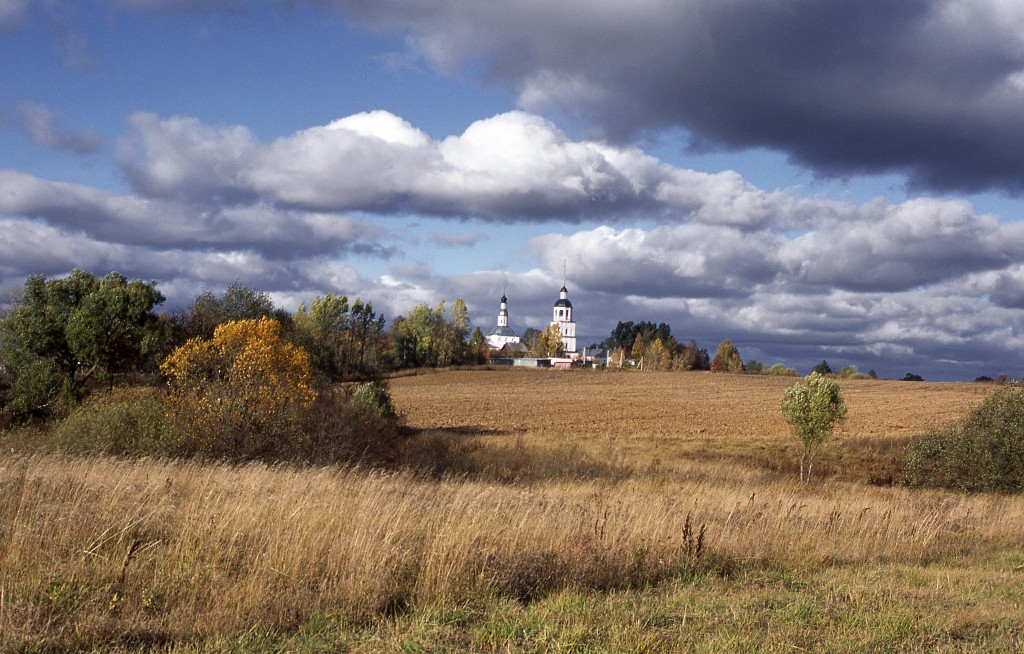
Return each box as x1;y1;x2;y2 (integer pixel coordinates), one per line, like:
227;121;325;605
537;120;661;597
4;1;1024;381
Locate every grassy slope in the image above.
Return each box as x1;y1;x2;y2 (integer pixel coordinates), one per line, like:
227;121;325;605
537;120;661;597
2;370;1022;652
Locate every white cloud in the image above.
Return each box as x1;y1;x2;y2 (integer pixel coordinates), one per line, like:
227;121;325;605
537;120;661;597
117;108;840;226
0;170;390;257
117;112;259;201
327;110;430;147
779;198;1020;292
428;232;487;247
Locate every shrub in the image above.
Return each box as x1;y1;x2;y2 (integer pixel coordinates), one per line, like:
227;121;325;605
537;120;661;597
160;318;317;460
903;386;1024;493
767;363;798;377
51;388;171;456
351;380;399;425
298;384;404;464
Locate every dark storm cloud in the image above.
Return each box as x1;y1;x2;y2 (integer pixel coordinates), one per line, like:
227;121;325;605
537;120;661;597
0;170;389;258
338;0;1024;195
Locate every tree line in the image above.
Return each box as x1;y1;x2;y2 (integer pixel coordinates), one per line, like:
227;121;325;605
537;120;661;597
0;271;484;420
1;270;880;420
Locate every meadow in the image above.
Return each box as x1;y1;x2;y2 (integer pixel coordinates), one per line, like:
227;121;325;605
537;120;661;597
2;369;1023;652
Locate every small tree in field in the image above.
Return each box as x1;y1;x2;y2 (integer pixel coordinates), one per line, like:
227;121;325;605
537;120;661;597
780;372;847;482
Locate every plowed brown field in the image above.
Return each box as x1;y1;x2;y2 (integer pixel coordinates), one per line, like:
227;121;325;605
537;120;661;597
390;368;995;478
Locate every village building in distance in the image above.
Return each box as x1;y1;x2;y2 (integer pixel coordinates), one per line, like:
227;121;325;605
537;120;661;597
484;294;522;351
486;285;584;367
551;285;577;355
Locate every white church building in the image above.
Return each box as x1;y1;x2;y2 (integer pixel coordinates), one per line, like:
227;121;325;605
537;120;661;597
485;285;578;357
551;285;577;355
485;294;521;350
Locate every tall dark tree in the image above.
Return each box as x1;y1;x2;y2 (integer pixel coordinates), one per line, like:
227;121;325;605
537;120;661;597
609;320;672;354
0;270;165;414
178;281;283;340
674;340;710;371
812;360;834;375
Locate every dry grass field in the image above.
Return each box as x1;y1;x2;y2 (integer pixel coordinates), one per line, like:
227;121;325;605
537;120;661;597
3;369;1023;652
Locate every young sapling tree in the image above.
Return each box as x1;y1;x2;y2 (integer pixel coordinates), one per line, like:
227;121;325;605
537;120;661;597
780;372;848;482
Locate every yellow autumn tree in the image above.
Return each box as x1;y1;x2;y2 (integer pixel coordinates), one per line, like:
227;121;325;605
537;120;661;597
535;323;565;357
160;317;316;459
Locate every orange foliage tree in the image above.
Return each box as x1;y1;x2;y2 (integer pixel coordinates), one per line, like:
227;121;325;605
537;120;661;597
160;317;316;459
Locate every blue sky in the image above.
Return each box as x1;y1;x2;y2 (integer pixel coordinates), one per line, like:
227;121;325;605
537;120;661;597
4;1;1024;380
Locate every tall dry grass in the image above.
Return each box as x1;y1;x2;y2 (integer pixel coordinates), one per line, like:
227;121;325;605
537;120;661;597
3;453;1022;648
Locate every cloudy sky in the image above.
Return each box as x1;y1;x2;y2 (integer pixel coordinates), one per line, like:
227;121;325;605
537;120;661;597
4;1;1024;380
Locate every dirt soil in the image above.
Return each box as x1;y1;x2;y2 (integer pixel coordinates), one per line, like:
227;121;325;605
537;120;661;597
390;368;995;477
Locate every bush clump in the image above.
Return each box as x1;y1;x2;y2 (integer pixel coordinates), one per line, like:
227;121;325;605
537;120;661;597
160;317;317;460
351;380;400;425
903;386;1024;493
299;382;404;465
50;388;172;456
84;317;406;465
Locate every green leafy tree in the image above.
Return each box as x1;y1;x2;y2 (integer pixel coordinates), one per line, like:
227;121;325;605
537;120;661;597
293;293;387;379
466;326;490;364
780;372;848;483
438;298;470;366
0;270;165;415
390;299;472;368
710;339;744;373
521;327;542;355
